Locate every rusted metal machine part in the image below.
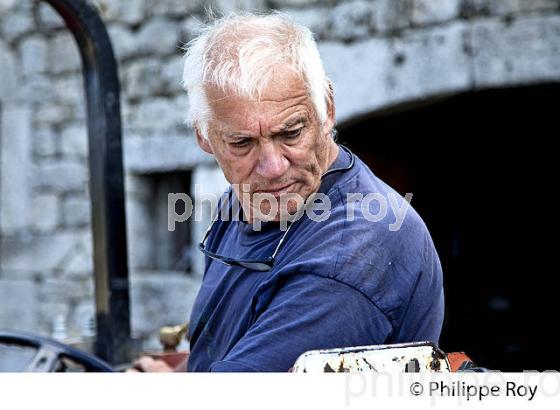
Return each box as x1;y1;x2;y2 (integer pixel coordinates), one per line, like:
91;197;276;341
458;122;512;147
446;351;478;372
159;322;189;352
292;341;480;373
135;323;190;370
43;0;132;365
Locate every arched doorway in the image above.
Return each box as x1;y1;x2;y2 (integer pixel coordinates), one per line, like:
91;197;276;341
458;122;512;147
339;84;559;371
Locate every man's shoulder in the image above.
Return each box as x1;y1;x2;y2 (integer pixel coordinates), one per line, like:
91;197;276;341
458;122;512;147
276;156;439;307
302;156;428;253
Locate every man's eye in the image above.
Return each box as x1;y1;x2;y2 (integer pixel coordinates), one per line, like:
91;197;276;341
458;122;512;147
283;128;302;139
231;138;251;147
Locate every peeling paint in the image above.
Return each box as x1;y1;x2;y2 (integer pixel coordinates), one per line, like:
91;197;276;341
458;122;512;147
292;341;451;373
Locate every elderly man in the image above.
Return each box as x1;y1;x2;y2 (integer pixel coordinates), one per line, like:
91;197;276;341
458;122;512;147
134;12;444;372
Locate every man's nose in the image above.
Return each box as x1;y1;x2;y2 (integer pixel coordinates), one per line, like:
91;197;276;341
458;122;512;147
255;143;290;179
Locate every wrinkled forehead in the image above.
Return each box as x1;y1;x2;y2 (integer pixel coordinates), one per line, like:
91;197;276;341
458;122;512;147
204;68;316;133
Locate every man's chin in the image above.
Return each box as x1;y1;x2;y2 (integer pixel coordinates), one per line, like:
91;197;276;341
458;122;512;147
251;205;304;223
241;190;310;223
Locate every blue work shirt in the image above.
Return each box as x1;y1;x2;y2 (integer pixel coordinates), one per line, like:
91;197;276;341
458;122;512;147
187;145;444;372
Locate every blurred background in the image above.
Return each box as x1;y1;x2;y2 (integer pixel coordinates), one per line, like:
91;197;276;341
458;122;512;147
0;0;558;370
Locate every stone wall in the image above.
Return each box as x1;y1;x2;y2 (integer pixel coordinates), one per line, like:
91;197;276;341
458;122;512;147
1;0;559;348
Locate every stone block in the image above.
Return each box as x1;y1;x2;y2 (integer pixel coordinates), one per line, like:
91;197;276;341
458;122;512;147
0;0;17;15
33;128;58;158
385;22;472;105
19;36;48;77
465;0;560;17
34;104;74;126
31;193;59;233
150;0;202;16
137;18;181;56
0;280;38;331
330;1;375;41
96;0;145;25
0;40;17;98
47;32;81;74
127;97;184;134
373;0;414;33
53;75;83;106
0;230;91;274
319;38;391;123
161;55;186;95
62;195;91;227
0;12;33;42
33;160;88;193
472;15;560;87
0;105;32;235
107;24;137;61
285;7;330;39
124;134;214;173
36;2;65;30
209;0;266;15
60;124;88;158
122;57;179;99
269;0;324;7
412;0;462;25
129;271;202;337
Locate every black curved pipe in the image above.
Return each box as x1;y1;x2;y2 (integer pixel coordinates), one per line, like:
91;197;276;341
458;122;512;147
43;0;131;365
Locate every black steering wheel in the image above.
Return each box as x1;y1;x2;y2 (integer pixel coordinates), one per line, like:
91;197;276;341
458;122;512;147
0;330;115;372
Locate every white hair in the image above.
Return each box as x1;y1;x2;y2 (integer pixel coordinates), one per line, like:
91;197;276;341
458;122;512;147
181;12;332;139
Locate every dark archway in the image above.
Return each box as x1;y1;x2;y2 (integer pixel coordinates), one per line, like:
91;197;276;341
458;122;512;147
339;84;559;371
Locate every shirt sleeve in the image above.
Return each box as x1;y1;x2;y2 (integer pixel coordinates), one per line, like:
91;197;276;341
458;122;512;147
209;273;393;372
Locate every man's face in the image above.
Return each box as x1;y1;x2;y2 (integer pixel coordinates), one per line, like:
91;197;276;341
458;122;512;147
196;68;337;221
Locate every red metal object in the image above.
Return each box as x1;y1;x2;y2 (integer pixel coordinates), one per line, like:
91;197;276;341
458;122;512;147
447;351;476;372
145;351;189;370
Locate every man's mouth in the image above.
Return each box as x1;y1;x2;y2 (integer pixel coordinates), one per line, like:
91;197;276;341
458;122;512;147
254;183;294;196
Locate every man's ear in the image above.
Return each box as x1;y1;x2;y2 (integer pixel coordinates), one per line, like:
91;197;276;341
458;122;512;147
195;127;214;155
323;80;336;137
